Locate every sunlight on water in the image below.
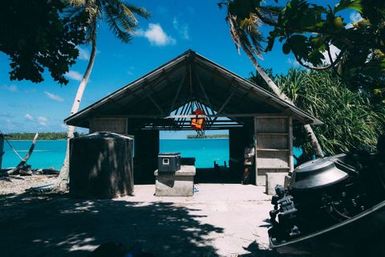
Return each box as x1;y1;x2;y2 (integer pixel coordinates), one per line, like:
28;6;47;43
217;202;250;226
2;139;302;169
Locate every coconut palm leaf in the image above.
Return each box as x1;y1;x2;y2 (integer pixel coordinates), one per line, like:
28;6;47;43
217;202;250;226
275;69;385;160
56;0;149;190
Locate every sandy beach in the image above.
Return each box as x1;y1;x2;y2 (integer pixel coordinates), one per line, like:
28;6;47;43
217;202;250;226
0;181;277;257
0;174;58;195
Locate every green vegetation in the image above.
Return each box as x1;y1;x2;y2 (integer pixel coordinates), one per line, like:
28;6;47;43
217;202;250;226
221;0;325;157
221;0;385;102
251;69;385;161
0;0;149;85
187;134;229;139
7;133;67;140
0;0;85;84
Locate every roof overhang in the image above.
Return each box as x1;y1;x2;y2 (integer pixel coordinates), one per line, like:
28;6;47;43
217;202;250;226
64;50;322;128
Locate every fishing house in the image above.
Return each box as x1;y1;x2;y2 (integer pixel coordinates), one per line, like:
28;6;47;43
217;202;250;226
64;50;320;187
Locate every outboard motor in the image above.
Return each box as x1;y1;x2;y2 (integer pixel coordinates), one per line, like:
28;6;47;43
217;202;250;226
269;135;385;242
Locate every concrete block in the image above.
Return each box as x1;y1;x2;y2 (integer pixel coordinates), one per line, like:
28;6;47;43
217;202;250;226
265;172;288;195
154;165;196;196
256;175;266;186
284;175;292;188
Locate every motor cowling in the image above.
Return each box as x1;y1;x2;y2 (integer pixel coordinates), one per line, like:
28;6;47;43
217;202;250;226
270;154;367;242
269;135;385;243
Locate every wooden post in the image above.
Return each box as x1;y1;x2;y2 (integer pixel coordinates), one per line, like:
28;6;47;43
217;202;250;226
254;116;258;185
289;116;294;172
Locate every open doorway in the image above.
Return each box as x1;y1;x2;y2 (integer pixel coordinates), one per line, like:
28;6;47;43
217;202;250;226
159;130;242;183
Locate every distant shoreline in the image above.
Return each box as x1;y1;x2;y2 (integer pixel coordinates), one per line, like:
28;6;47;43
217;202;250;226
7;138;228;141
5;132;67;140
5;133;229;140
186;134;228;139
7;139;66;141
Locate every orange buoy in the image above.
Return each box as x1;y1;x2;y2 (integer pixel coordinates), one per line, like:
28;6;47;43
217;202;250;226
191;108;205;130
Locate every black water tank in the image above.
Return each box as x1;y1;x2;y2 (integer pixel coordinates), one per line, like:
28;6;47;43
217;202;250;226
69;132;134;198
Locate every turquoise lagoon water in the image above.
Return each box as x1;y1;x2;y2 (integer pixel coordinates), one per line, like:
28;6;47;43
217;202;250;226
2;139;302;169
2;139;230;169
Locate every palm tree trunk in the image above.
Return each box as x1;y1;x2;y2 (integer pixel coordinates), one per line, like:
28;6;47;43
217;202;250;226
248;53;324;158
56;37;97;191
304;124;324;157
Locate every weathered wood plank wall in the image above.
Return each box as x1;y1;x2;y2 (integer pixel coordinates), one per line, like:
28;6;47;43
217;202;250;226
89;118;128;134
254;116;292;185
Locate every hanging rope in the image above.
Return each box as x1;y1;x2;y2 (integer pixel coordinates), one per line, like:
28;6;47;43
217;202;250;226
0;129;23;161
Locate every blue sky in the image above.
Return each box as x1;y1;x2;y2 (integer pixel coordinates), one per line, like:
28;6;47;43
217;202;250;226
0;0;357;136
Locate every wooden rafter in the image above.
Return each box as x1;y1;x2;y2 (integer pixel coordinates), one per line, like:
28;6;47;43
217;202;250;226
209;81;236;126
148;94;164;115
195;71;213;110
169;71;187;113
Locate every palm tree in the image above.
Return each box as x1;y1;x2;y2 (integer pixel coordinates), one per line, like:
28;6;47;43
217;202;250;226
219;0;324;158
276;69;385;160
56;0;149;191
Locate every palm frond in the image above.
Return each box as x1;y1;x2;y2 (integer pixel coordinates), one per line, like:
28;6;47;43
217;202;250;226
225;1;265;59
122;3;150;19
67;0;87;7
104;4;132;42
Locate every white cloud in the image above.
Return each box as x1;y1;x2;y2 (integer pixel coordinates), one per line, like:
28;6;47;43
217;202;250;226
25;114;34;121
0;85;18;92
77;46;90;61
44;91;64;102
135;23;176;46
173;18;190;40
37;116;48;126
65;70;83;81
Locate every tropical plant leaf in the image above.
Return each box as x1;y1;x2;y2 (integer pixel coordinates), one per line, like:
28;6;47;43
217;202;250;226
335;0;362;13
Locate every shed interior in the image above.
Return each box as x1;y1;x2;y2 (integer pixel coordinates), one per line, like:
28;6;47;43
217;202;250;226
65;50;320;185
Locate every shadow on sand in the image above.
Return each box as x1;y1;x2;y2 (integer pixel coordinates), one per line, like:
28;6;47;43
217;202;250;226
238;241;309;257
0;192;223;257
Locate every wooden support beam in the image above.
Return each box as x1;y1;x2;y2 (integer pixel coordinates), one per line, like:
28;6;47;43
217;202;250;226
168;120;239;124
195;71;214;109
179;101;193;128
189;63;193;95
254;116;259;185
169;72;187;113
94;113;289;120
210;83;236;126
148;94;164;115
142;125;242;130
